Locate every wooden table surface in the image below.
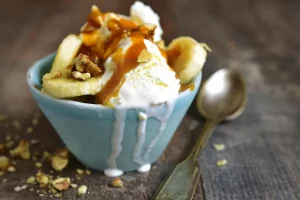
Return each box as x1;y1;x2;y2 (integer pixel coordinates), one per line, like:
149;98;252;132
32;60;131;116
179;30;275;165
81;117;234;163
1;0;300;199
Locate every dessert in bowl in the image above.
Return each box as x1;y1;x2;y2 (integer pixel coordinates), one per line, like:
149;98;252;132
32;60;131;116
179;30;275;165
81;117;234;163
27;1;209;177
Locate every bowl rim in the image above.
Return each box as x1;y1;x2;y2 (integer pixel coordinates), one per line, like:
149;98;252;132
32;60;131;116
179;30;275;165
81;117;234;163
27;53;202;111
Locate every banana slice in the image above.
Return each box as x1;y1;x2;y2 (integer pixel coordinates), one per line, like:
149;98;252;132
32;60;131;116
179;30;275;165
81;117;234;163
51;34;82;74
166;37;208;85
43;77;100;99
156;40;165;50
41;88;53;97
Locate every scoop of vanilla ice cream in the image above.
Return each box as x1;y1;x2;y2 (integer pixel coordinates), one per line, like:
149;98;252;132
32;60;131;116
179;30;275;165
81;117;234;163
130;1;163;42
101;36;180;108
98;37;132;90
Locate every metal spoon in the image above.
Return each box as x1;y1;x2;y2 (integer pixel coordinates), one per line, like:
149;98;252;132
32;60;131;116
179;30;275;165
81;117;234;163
152;69;247;200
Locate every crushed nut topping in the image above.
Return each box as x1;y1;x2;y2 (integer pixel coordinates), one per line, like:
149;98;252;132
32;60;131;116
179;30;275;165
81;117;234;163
138;23;157;40
0;156;10;170
36;171;49;187
55;148;69;158
10;140;30;160
32;118;39;126
51;148;69;171
52;177;71;191
35;162;43;168
73;53;102;76
26;176;36;184
48;184;58;194
216;159;228;167
111;177;123;187
72;71;91;80
1;116;97;197
42;151;52;162
26;127;34;134
43;71;62;80
213;143;226;151
85;170;91;175
7;165;16;172
78;185;87;195
76;169;84;175
51;156;68;171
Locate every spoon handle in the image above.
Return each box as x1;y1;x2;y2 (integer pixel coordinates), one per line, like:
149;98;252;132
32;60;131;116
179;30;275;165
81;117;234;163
191;119;218;162
151;119;218;200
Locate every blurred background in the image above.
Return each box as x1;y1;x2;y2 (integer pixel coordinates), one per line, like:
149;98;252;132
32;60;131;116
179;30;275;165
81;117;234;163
1;0;299;118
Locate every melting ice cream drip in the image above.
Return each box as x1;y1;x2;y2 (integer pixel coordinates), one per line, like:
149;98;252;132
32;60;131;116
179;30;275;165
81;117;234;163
143;101;175;160
104;109;126;177
105;100;175;176
131;100;175;173
132;111;147;165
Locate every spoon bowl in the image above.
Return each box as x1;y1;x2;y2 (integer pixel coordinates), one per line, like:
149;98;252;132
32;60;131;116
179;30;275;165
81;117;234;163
197;69;247;121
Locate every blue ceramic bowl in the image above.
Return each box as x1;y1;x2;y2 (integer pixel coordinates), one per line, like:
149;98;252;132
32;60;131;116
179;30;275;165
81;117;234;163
27;53;202;176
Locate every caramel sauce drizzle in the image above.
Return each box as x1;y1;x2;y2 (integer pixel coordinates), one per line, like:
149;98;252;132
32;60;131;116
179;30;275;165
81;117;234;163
97;32;146;106
180;83;195;92
79;7;158;106
77;6;190;105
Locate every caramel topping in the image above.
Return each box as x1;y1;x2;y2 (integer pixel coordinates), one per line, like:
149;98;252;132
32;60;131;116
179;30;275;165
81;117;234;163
119;18;138;30
96;32;146;106
107;18;138;40
103;36;123;60
180;83;195;92
81;6;103;33
81;30;99;47
77;8;168;106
